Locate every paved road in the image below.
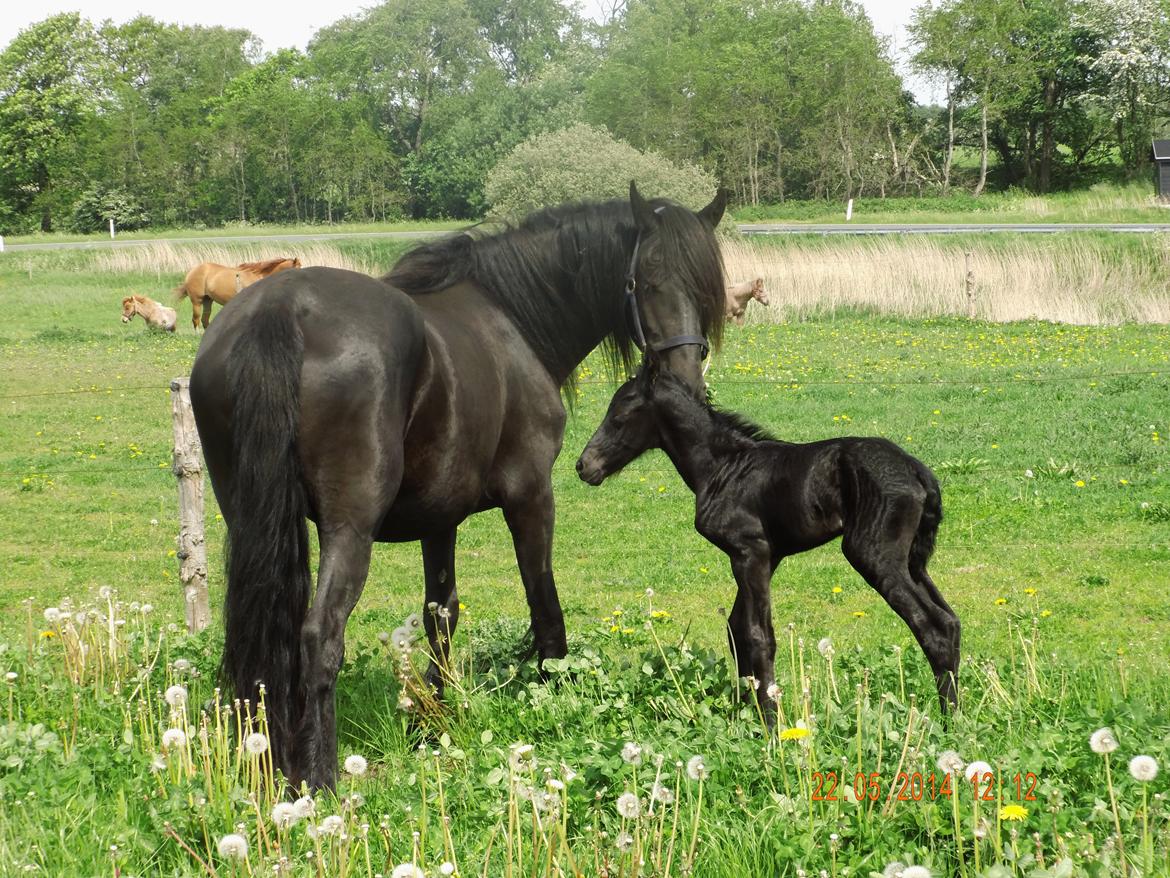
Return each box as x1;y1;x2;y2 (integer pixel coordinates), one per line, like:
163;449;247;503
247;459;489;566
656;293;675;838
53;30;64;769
739;222;1170;235
4;222;1170;252
0;229;441;253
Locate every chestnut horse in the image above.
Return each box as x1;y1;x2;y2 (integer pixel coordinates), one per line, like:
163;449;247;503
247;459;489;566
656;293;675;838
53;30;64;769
175;256;300;330
189;184;727;791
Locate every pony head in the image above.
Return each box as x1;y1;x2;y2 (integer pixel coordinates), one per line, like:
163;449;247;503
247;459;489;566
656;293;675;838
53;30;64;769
121;296;137;323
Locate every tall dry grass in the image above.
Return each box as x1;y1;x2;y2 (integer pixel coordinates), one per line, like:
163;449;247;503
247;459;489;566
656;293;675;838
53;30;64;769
722;236;1170;325
92;241;379;278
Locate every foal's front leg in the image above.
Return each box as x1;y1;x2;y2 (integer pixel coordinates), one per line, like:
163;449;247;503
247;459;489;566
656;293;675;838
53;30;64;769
728;541;778;724
503;483;568;664
421;528;461;694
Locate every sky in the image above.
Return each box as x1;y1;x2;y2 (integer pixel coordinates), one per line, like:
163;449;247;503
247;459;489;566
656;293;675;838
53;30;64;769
0;0;936;101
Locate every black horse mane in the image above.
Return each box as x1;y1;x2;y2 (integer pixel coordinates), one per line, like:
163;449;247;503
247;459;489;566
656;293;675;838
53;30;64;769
384;198;726;388
654;370;777;451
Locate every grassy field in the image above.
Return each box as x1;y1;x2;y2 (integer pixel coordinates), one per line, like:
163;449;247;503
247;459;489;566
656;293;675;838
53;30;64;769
734;182;1170;226
1;239;1168;876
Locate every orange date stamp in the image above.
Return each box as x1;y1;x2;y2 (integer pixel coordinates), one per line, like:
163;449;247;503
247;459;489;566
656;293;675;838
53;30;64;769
810;770;1039;803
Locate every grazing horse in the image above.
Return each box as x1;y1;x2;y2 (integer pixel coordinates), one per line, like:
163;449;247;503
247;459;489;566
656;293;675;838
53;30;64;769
121;294;177;332
725;278;768;325
189;184;727;790
176;256;300;330
576;363;960;719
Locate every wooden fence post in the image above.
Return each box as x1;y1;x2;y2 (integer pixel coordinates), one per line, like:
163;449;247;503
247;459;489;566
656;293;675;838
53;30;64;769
964;251;976;319
171;378;211;633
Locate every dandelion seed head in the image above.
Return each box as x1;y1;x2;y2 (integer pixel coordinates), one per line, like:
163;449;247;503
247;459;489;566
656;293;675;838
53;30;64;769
172;658;192;673
936;750;965;776
4;672;16;683
616;831;634;852
293;796;316;819
509;743;535;771
403;613;422;630
271;802;298;828
651;782;675;804
1129;755;1158;781
43;607;61;623
242;732;268;756
439;863;456;876
965;760;993;782
817;637;834;658
390;864;424;878
901;867;931;878
766;683;780;700
1090;727;1119;754
616;791;641;819
344;754;368;776
164;684;188;708
621;741;643;765
216;834;248;859
318;815;343;835
161;728;186;750
377;631;390;644
686;755;708;781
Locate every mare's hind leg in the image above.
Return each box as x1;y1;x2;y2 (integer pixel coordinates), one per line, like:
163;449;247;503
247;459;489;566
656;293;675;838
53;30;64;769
296;525;376;791
421;528;461;693
503;483;567;664
189;294;202;331
201;296;213;329
842;505;959;714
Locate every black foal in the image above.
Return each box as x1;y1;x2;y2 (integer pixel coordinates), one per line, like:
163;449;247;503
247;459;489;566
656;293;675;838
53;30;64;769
577;364;960;718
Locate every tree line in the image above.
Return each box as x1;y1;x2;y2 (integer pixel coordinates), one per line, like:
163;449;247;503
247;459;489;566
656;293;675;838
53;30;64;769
1;0;1167;234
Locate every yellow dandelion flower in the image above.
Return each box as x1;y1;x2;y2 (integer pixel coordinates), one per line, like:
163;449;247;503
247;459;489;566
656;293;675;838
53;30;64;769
1119;479;1129;486
995;597;1007;606
167;549;176;558
40;630;57;639
1024;588;1037;596
852;611;867;618
699;566;709;574
832;586;843;594
621;627;634;635
610;624;620;633
999;804;1028;821
779;727;810;741
1040;609;1052;618
1074;480;1085;488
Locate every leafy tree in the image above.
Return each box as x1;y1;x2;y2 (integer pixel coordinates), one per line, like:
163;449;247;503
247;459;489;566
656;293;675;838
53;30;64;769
0;13;102;231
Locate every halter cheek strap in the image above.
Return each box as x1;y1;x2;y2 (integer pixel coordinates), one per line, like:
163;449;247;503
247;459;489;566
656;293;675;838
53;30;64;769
623;210;710;360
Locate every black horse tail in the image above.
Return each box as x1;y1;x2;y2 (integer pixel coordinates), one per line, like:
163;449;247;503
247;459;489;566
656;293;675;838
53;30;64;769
221;303;310;775
909;461;942;577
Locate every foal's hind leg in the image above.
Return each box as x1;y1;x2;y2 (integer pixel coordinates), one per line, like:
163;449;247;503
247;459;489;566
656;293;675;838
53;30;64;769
909;565;960;709
421;528;461;693
842;510;959;715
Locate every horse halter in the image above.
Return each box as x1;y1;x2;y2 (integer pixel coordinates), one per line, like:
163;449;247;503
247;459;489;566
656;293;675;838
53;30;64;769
623;211;710;361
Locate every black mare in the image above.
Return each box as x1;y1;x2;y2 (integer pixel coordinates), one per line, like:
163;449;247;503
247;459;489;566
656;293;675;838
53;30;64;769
189;184;727;790
576;364;960;719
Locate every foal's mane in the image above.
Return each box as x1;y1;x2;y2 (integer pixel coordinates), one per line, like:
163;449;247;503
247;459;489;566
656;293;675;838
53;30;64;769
384;198;726;388
657;372;777;451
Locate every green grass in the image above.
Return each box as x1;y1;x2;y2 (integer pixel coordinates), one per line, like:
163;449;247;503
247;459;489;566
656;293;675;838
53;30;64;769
734;182;1170;225
1;244;1168;876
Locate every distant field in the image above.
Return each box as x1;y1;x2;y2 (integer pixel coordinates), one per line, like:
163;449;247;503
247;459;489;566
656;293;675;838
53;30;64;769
1;241;1167;875
734;182;1170;225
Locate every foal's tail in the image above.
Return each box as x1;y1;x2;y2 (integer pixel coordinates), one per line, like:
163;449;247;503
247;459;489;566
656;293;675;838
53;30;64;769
221;304;311;774
909;461;942;577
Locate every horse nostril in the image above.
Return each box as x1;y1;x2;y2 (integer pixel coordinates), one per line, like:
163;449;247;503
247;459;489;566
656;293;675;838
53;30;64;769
575;457;585;475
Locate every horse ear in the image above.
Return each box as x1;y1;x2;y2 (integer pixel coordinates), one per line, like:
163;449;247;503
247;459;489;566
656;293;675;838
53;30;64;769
697;187;727;228
629;180;657;231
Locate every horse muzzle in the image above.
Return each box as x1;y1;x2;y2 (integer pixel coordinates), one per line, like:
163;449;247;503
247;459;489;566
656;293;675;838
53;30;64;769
121;316;131;323
575;452;608;486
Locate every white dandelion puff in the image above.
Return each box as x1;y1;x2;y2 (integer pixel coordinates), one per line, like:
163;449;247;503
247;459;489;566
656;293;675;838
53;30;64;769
1090;727;1119;754
390;627;412;650
293;796;316;819
318;815;344;835
965;760;993;782
902;867;931;878
686;755;708;781
403;613;423;630
616;792;641;819
509;743;535;771
4;672;16;683
882;861;906;878
161;728;186;750
817;637;834;658
244;732;268;757
216;834;248;859
936;750;965;776
344;754;368;776
43;607;61;623
271;802;298;828
164;685;187;707
1129;755;1158;781
616;831;634;852
439;863;456;876
651;782;675;804
172;658;192;674
621;741;643;765
390;864;424;878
